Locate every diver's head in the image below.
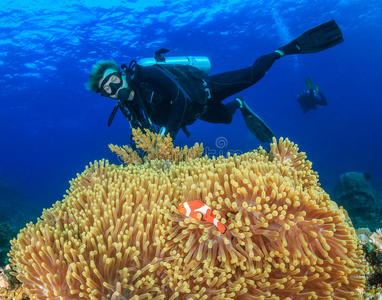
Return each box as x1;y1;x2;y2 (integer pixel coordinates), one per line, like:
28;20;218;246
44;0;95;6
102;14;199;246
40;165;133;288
86;60;134;101
98;69;134;101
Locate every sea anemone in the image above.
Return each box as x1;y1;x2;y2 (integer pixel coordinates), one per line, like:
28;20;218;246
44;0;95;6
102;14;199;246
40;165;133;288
9;133;366;299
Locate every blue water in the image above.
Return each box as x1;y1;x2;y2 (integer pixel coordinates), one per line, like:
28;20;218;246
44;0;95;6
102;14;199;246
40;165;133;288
1;0;382;228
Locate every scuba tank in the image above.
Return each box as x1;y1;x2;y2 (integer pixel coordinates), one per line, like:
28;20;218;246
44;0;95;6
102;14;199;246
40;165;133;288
137;48;211;76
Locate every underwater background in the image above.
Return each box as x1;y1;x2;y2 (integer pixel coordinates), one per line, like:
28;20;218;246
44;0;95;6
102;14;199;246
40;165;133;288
0;0;381;244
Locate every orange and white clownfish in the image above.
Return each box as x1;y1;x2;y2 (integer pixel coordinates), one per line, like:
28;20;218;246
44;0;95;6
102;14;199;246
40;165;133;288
177;200;227;234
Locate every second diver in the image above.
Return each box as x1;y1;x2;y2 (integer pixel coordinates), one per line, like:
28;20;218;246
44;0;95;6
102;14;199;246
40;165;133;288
297;78;328;113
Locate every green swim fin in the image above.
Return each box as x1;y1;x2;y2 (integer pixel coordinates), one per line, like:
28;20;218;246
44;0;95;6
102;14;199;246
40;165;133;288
237;97;275;143
276;20;344;55
315;83;320;93
305;78;314;90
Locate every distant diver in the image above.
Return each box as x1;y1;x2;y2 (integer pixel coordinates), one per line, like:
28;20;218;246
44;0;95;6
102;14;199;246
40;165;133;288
297;78;328;113
87;20;343;142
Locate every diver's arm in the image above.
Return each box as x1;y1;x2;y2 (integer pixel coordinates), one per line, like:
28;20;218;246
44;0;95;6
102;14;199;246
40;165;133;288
137;65;189;139
119;102;131;119
160;96;188;140
119;101;141;129
316;91;328;106
150;67;190;140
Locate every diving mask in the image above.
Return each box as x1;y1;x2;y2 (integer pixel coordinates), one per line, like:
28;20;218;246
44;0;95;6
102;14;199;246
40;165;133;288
100;72;126;97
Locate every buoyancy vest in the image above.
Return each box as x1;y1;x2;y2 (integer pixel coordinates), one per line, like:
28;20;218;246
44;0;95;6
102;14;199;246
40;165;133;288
124;64;210;137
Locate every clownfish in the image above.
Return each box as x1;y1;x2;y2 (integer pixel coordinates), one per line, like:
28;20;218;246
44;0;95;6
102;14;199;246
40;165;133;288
178;200;227;234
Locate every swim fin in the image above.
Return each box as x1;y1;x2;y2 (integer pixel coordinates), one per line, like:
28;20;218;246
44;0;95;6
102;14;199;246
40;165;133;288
305;78;314;90
237;96;275;143
276;20;344;55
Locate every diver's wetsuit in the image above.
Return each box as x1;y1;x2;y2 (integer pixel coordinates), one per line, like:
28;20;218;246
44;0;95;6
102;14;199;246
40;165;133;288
120;52;281;138
201;52;280;123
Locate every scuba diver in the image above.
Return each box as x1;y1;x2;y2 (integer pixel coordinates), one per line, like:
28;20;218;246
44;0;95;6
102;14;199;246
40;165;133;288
87;20;343;142
297;78;327;113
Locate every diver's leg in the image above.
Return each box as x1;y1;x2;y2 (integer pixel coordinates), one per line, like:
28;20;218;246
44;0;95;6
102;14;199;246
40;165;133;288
205;52;281;103
201;101;240;124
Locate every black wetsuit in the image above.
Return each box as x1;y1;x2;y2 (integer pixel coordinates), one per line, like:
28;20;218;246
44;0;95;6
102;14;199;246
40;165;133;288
119;52;281;139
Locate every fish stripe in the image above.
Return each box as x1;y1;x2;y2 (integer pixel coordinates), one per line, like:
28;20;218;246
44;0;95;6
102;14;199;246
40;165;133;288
184;202;191;216
195;205;209;215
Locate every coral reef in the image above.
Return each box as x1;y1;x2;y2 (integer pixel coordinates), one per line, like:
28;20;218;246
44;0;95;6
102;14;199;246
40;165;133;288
370;229;382;254
8;132;366;299
356;228;382;299
333;172;380;230
357;228;373;245
0;220;17;267
0;265;30;299
109;128;204;165
0;265;10;289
